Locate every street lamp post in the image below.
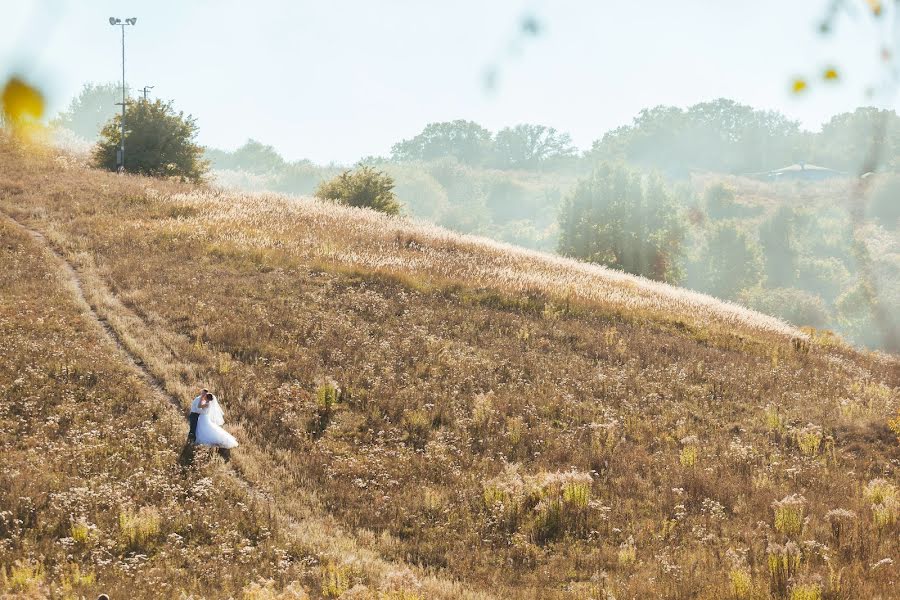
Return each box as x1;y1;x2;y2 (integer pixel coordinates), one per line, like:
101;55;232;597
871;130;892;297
108;17;137;172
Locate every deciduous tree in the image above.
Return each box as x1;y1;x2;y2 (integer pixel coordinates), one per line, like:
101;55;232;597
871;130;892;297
93;99;208;182
53;82;125;141
558;163;684;282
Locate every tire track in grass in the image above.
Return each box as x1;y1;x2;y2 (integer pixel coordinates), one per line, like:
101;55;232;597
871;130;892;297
1;210;494;600
3;213;182;409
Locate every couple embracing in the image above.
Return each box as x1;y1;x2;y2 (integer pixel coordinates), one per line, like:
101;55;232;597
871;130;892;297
187;388;239;449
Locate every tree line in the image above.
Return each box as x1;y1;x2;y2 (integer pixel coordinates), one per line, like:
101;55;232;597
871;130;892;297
59;82;900;181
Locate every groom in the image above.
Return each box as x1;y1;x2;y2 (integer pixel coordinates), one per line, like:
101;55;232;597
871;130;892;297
187;388;209;444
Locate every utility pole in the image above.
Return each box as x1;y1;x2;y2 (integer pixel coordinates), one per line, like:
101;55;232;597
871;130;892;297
141;85;154;101
108;17;137;172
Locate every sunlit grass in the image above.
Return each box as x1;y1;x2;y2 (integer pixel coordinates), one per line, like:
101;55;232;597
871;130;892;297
0;135;898;598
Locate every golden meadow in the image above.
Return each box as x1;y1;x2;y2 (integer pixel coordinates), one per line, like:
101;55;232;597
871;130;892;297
1;135;898;598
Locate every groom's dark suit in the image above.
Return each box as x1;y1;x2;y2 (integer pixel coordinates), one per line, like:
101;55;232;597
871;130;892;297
188;395;203;443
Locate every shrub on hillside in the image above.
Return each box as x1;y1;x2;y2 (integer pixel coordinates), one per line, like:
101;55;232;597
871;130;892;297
491;219;556;252
314;166;400;215
483;174;552;223
93;99;208;182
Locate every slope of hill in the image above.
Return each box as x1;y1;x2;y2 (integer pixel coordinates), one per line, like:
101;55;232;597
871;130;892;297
0;216;296;597
1;135;898;599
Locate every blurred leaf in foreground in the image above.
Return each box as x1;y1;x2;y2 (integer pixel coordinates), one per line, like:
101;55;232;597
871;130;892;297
1;77;45;125
865;0;882;17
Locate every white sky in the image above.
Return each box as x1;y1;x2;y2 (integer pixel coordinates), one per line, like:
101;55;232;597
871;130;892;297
2;0;898;164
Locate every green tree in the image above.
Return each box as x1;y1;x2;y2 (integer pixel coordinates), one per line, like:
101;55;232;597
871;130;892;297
759;205;799;287
558;163;684;283
315;166;400;215
493;124;576;168
53;82;126;140
425;158;491;233
813;108;900;173
391;120;494;165
589;98;804;176
93;99;208;182
698;222;764;299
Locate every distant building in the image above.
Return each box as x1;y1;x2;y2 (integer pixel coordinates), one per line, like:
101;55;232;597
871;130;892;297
746;162;846;182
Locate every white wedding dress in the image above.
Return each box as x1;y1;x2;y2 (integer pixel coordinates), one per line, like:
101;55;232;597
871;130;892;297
195;398;239;449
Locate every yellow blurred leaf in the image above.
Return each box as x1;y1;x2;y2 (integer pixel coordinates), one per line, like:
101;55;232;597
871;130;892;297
823;67;839;81
791;78;808;94
866;0;882;16
1;77;45;123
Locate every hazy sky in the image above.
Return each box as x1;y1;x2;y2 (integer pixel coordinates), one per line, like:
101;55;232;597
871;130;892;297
2;0;897;164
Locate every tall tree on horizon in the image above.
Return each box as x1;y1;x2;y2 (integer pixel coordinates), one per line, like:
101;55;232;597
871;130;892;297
391;120;494;166
493;123;576;169
52;82;126;141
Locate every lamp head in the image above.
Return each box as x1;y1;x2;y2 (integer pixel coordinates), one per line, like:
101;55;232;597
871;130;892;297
109;17;120;25
126;18;137;25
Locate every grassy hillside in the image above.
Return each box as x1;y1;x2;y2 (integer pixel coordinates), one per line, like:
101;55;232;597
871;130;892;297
0;215;294;597
1;135;898;599
213;156;900;352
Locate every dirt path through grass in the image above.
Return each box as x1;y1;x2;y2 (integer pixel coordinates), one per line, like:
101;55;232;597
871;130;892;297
3;214;186;413
1;209;493;600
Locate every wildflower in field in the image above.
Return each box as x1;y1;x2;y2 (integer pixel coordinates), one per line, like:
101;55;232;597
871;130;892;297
863;479;898;529
679;435;699;468
772;494;806;537
825;508;856;546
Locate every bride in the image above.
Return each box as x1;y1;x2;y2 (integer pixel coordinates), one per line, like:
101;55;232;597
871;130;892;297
195;394;239;449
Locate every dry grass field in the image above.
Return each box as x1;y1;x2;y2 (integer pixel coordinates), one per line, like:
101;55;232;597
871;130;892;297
1;134;898;599
0;210;304;597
